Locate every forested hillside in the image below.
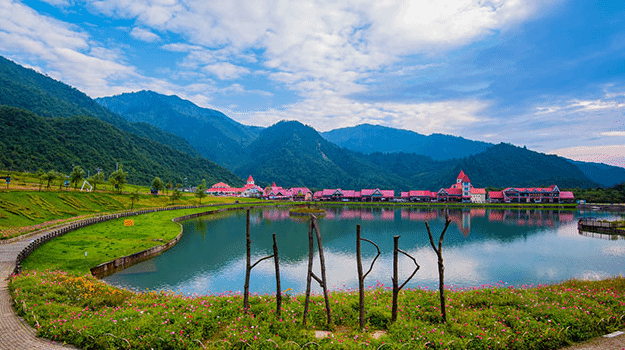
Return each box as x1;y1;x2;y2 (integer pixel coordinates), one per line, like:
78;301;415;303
97;91;261;168
0;107;242;186
322;123;492;160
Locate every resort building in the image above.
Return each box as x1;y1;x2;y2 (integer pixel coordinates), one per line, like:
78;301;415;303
487;185;575;203
437;171;487;203
208;175;264;197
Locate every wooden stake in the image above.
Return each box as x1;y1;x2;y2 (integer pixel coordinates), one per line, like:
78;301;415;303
426;215;452;324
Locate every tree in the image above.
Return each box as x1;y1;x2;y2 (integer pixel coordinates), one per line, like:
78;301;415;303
109;166;128;194
57;172;67;190
42;170;57;189
171;188;182;205
195;179;207;204
130;189;140;209
165;182;172;195
89;171;105;191
151;177;165;194
69;166;85;190
37;168;44;191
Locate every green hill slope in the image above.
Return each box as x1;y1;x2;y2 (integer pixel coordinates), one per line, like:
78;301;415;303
322;123;491;160
97;90;262;168
0;106;242;186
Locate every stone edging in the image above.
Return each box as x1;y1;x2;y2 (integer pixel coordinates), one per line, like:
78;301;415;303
12;204;242;275
89;206;248;278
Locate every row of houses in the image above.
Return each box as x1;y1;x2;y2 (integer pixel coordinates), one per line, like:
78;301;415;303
207;171;575;204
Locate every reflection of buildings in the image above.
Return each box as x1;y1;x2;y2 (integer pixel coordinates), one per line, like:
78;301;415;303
486;209;576;226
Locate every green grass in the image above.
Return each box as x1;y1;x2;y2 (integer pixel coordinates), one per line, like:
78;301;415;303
0;189;257;240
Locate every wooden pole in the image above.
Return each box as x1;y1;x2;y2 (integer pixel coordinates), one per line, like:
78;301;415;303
392;235;399;322
243;209;251;312
356;225;365;328
356;225;381;329
426;216;452;324
273;233;282;317
391;235;420;323
302;218;314;325
312;216;332;325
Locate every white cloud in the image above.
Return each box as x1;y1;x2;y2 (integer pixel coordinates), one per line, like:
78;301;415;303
82;0;546;98
202;62;250;80
230;95;488;135
0;0;138;97
548;145;625;168
130;27;160;42
602;131;625;137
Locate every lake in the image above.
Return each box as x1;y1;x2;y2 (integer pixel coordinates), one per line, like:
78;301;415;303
103;206;625;296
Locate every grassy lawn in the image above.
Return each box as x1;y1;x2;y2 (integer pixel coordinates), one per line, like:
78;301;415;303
0;188;255;240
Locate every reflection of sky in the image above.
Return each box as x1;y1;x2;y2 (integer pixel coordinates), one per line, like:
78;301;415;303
103;208;625;295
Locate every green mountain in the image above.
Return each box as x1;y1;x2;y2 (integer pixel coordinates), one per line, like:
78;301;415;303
96;91;261;168
569;160;625;188
0;56;201;158
322;123;491;160
234;121;405;190
234;121;602;191
0;56;242;187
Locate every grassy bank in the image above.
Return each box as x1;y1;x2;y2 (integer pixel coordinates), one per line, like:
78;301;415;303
10;271;625;349
0;189;256;240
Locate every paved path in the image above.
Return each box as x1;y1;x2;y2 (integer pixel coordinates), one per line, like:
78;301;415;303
1;231;76;350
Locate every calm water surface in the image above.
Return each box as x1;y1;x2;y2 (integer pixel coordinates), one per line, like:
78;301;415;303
103;207;625;295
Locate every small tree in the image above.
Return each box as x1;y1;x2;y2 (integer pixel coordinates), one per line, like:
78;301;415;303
89;171;105;191
151;177;165;194
57;172;67;190
171;188;182;205
69;166;85;190
42;170;57;189
130;189;140;209
195;179;207;204
165;182;172;195
109;166;128;194
37;168;44;191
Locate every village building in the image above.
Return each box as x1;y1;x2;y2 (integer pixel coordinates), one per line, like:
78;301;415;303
437;171;487;203
487;185;575;203
208;175;264;197
401;190;437;202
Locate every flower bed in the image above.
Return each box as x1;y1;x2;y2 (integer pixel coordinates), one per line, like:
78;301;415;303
10;271;625;350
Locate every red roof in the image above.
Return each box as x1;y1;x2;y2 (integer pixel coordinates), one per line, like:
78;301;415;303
560;191;575;199
457;170;471;183
439;188;462;196
470;188;486;194
247;175;254;183
489;191;504;199
211;182;229;189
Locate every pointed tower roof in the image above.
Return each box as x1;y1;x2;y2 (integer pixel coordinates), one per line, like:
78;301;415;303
247;175;254;184
457;170;471;183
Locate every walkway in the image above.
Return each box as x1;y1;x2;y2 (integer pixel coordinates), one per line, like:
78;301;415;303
0;229;76;350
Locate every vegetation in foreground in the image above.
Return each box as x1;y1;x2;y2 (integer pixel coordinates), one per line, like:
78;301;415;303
10;271;625;350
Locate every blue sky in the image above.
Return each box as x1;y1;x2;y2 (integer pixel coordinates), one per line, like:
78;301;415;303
1;0;625;167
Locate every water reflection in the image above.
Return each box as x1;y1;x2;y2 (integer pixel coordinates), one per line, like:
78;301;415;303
103;207;625;296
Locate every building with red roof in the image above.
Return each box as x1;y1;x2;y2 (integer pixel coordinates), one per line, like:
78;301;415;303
208;175;264;197
487;185;574;203
436;171;486;203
